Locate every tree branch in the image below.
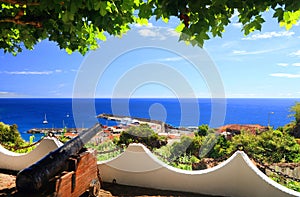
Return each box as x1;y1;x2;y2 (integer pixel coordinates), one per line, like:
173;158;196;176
0;0;39;6
0;18;42;27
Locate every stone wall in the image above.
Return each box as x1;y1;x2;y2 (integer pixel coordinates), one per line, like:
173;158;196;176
98;143;300;197
0;137;63;171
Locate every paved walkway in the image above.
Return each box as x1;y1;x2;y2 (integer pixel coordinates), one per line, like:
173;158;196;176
0;172;220;197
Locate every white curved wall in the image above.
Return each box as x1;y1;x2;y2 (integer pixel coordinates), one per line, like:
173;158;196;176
98;143;300;197
0;137;63;171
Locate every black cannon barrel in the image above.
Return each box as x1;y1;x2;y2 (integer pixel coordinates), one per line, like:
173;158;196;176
16;123;102;193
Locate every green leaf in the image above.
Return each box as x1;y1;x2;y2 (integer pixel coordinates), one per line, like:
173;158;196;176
273;8;284;22
122;0;134;10
94;1;102;10
283;11;291;21
175;23;185;33
134;0;141;6
99;1;107;16
135;17;148;25
280;10;300;30
286;23;293;30
66;47;73;54
161;16;169;23
70;1;78;13
97;31;107;41
61;12;68;23
106;2;112;13
138;3;152;18
86;0;93;10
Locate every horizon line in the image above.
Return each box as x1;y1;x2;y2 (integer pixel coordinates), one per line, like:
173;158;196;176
0;97;300;99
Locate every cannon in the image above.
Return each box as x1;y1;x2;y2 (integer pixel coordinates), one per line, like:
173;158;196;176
16;123;102;195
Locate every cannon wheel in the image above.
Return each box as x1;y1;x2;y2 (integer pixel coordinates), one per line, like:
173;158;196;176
89;179;101;197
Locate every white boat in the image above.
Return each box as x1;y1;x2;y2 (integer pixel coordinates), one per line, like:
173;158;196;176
43;114;48;124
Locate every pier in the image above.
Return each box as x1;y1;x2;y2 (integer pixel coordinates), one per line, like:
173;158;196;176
97;113;166;133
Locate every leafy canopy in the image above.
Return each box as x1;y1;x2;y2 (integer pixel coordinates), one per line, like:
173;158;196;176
1;0;300;55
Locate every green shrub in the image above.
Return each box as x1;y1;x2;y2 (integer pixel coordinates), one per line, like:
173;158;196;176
0;122;36;153
197;124;209;136
116;124;167;150
0;122;23;145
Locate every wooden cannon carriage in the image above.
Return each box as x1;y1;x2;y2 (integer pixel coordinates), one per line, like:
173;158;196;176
50;149;101;197
16;124;103;196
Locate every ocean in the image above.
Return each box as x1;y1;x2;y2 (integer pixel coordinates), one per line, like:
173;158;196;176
0;98;298;141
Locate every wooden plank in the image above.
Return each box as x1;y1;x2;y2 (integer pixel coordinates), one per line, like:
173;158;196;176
55;171;74;197
53;150;100;197
70;151;98;197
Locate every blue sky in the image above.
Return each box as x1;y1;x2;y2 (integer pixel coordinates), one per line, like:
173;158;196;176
1;10;300;98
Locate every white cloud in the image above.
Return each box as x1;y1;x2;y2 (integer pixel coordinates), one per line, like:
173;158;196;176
138;29;167;40
221;41;238;49
58;83;66;88
166;29;179;37
270;73;300;78
232;50;247;55
5;71;53;75
3;69;64;75
137;26;179;40
156;56;184;62
151;54;199;63
138;29;157;37
277;63;289;67
48;90;62;96
290;50;300;57
0;91;25;97
232;49;272;55
132;22;153;28
292;63;300;67
276;63;300;67
232;23;242;28
242;31;295;40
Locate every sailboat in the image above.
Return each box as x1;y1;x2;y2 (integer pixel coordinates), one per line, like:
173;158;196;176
43;113;48;124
